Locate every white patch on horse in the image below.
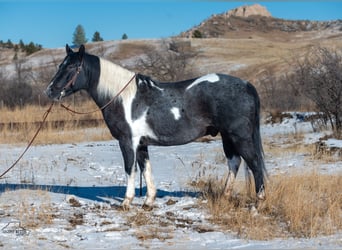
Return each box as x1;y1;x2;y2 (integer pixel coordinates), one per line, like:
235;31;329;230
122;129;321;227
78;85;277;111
122;92;157;146
170;107;181;120
186;73;220;90
132;110;157;141
97;58;136;101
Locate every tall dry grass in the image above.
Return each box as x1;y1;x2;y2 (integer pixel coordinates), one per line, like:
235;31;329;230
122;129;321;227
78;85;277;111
195;171;341;240
0;101;112;144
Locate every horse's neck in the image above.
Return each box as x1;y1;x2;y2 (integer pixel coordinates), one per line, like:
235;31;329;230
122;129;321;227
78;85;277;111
95;58;136;104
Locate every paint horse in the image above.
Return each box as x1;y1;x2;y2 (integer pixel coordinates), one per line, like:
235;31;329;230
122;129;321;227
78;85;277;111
46;44;266;210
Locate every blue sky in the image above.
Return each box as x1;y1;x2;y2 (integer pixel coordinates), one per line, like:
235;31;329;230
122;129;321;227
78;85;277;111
1;1;341;48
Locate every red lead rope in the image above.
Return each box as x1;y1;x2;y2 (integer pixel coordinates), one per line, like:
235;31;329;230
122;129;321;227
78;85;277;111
0;102;54;179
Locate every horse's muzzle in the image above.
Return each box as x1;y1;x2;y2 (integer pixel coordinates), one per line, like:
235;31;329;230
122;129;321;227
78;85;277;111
44;84;63;101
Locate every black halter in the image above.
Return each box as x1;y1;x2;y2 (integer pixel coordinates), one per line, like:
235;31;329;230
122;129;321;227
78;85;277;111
60;59;83;97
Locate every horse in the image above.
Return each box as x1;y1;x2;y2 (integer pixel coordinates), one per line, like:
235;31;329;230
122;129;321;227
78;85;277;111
45;44;266;210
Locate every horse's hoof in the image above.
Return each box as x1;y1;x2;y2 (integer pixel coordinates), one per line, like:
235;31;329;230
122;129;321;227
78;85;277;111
257;186;266;201
256;197;266;211
223;190;232;198
142;203;153;211
120;201;131;211
120;197;133;211
250;205;259;217
119;204;130;211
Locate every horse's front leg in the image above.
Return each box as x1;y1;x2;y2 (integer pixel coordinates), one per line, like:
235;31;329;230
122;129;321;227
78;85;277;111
119;140;137;210
137;145;156;210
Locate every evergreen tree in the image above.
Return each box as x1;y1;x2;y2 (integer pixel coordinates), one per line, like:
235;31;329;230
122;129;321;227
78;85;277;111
24;42;39;55
72;24;88;47
122;33;128;40
6;39;13;49
19;39;25;50
192;30;203;38
92;31;103;42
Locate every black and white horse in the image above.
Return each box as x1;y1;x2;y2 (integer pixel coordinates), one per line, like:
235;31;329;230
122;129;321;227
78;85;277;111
46;44;266;210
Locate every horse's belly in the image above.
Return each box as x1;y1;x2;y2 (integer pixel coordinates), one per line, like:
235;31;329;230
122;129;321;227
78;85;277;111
147;115;207;146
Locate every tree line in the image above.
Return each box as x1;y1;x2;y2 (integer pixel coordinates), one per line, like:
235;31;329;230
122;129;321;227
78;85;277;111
1;24;127;56
0;39;42;55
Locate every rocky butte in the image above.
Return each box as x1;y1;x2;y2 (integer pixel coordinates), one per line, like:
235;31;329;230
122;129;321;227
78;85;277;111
225;3;272;18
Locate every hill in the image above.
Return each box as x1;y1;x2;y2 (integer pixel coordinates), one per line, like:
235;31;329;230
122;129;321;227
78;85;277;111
179;4;342;40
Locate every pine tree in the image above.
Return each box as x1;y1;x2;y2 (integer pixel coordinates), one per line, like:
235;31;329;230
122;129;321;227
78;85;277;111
6;39;13;49
72;24;88;47
122;33;128;40
192;30;203;38
24;42;39;55
92;31;103;42
19;39;25;50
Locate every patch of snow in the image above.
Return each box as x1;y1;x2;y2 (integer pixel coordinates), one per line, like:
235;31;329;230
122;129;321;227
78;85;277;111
325;138;342;148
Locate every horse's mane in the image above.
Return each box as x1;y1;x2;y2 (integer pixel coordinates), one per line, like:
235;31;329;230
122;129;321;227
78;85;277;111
97;57;136;101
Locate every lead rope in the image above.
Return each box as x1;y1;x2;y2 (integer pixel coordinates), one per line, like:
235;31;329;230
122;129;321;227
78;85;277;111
0;102;54;179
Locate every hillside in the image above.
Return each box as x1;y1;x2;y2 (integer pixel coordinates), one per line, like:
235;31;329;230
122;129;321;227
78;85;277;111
179;4;342;40
0;4;341;89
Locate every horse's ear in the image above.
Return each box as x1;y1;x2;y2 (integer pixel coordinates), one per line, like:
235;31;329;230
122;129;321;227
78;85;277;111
78;45;85;60
66;44;73;55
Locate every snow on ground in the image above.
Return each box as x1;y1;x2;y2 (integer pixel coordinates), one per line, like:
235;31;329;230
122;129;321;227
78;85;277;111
0;114;341;249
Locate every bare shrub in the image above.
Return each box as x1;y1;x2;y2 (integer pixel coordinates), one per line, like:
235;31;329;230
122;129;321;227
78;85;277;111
290;46;342;138
257;68;306;112
137;39;197;82
0;57;34;108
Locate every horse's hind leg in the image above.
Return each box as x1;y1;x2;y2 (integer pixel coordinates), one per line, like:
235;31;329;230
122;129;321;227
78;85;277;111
224;155;241;197
234;139;265;200
137;145;156;210
221;137;241;197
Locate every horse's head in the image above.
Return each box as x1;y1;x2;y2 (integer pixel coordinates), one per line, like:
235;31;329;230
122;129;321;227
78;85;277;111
45;44;87;101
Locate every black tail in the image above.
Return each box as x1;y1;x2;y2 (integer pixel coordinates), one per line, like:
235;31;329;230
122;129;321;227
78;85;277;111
245;82;267;196
253;84;267;187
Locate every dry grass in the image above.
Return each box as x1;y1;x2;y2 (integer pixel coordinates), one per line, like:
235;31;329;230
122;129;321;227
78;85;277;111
192;132;342;240
125;210;175;242
0;101;112;144
266;173;341;237
194;171;341;240
16;189;56;229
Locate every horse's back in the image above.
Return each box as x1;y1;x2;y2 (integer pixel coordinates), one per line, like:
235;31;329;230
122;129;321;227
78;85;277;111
187;73;259;111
